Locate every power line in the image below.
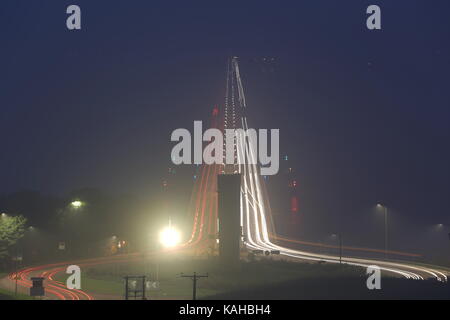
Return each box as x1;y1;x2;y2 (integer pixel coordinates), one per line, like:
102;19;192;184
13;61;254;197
180;272;208;300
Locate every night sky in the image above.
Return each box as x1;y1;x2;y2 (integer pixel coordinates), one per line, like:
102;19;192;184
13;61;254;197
1;1;449;250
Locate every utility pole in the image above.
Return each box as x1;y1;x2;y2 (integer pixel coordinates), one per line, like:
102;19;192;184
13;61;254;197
124;276;129;300
180;272;208;300
14;272;18;296
448;232;450;259
14;249;19;295
384;206;388;260
377;203;388;260
332;234;343;264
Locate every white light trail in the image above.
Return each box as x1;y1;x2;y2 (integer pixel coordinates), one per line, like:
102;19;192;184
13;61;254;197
229;57;448;282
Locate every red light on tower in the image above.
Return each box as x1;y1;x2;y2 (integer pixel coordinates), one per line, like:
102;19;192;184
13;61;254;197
290;196;298;213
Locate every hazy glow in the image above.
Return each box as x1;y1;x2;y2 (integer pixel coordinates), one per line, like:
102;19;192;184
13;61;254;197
71;201;83;208
159;227;181;248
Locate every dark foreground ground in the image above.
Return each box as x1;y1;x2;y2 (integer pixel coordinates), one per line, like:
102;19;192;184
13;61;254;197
207;276;450;300
59;256;450;300
2;258;449;300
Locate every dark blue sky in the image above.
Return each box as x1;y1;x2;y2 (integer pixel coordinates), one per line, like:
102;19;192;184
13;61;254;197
1;1;449;243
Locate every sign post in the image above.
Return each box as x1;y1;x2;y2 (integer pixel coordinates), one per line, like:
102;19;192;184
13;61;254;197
124;275;147;300
30;277;45;298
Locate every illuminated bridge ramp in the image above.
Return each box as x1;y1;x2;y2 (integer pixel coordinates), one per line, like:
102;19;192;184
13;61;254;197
186;57;448;282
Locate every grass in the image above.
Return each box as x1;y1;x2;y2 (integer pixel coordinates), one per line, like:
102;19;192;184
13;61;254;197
0;272;36;300
9;255;450;299
0;287;34;300
54;256;369;299
208;275;450;300
55;260;222;298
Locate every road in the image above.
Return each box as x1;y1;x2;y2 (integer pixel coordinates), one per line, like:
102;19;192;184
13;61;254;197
236;122;448;281
1;253;149;300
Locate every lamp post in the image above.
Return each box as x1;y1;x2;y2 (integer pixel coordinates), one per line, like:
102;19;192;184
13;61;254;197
146;234;162;299
331;234;343;264
435;224;450;258
377;203;388;260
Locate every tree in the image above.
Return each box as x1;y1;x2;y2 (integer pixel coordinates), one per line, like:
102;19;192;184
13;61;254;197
0;215;27;261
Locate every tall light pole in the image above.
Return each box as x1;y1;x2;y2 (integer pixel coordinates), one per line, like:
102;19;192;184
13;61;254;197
377;203;388;260
331;234;343;264
435;224;450;258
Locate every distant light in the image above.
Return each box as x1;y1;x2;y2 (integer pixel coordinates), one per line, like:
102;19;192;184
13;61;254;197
1;213;6;217
159;227;181;248
71;201;83;208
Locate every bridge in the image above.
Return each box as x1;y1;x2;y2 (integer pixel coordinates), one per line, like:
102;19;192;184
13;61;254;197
184;56;448;281
4;58;448;300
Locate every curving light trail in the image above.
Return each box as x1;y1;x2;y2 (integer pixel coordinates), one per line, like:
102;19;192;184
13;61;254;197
222;57;448;282
236;113;448;282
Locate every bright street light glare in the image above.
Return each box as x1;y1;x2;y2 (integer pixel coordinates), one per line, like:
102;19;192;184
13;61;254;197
71;201;83;208
159;227;181;248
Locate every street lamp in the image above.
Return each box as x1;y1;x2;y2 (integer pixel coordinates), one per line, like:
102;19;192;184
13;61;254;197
376;203;388;260
70;200;83;209
433;224;450;260
159;226;181;248
434;223;450;238
331;234;343;264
